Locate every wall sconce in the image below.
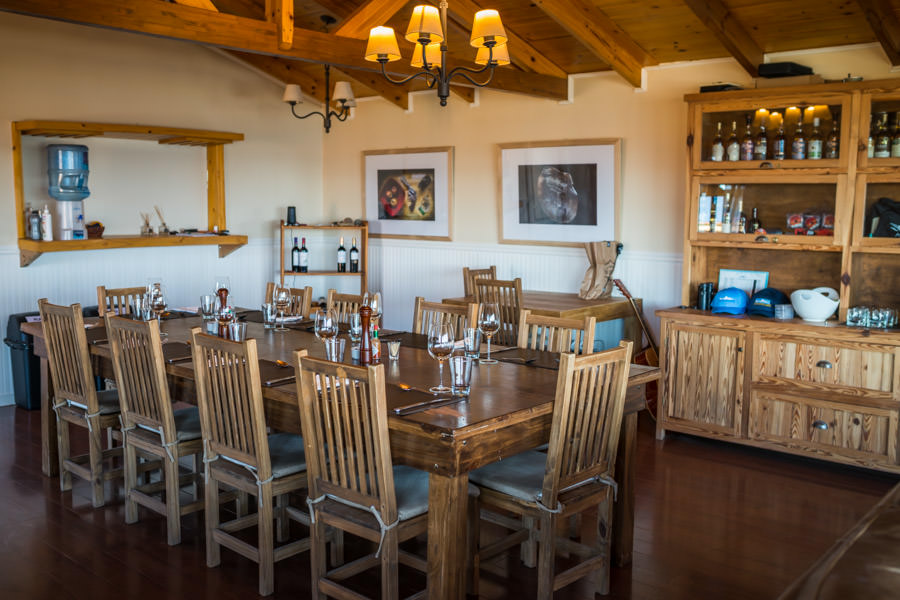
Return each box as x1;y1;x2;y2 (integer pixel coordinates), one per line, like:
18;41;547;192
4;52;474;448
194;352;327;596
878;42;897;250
282;65;355;133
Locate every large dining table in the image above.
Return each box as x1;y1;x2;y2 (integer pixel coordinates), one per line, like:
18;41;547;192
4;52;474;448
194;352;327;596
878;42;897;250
23;315;659;600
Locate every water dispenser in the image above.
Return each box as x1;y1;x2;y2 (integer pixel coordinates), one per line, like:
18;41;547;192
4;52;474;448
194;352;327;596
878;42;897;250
47;144;89;240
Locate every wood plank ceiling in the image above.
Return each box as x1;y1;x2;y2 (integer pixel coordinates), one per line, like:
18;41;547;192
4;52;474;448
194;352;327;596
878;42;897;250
0;0;889;110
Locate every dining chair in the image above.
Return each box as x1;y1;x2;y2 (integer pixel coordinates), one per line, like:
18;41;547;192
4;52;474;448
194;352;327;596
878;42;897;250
265;282;314;317
469;341;633;597
462;265;497;297
412;296;479;339
97;284;146;317
294;353;431;599
106;314;204;545
38;299;123;508
191;327;311;596
326;289;365;323
517;309;597;355
473;277;524;346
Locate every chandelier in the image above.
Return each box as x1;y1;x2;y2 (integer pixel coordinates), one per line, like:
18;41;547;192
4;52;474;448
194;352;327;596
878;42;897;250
364;2;508;106
282;64;355;133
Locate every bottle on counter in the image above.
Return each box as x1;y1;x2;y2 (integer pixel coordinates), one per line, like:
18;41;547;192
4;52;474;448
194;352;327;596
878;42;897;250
773;125;786;160
299;237;309;273
291;236;301;272
874;113;891;158
753;118;768;160
349;237;359;273
740;115;755;161
825;117;840;159
791;122;806;160
40;205;53;241
29;210;41;241
725;121;740;161
336;236;347;272
807;118;823;160
710;121;724;162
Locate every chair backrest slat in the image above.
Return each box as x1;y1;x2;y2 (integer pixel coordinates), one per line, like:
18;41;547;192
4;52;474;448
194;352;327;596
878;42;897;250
462;265;497;297
542;341;632;503
97;285;146;317
191;328;271;478
106;315;175;440
474;277;523;346
326;289;365;324
517;309;596;355
38;299;97;412
295;356;397;523
265;283;313;317
412;297;479;339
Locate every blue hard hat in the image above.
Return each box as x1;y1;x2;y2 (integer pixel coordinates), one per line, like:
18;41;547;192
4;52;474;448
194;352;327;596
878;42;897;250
711;287;749;315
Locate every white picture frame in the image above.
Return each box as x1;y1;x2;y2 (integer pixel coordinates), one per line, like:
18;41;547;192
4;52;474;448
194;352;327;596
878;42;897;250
718;268;769;297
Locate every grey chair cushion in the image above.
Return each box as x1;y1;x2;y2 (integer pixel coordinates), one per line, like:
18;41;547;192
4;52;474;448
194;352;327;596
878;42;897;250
172;406;202;442
267;432;307;479
392;465;430;521
468;449;548;504
68;389;120;415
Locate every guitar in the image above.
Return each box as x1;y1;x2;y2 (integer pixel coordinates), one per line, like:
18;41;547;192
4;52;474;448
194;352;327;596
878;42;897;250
613;279;660;418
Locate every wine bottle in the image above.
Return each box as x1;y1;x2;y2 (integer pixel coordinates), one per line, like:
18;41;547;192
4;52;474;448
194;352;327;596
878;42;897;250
739;115;754;161
773;125;786;160
892;112;900;158
749;207;761;233
825;117;840;159
349;237;359;273
337;236;347;272
753;118;768;160
791;122;806;160
291;236;301;273
299;237;309;273
725;121;740;161
875;113;890;158
710;121;724;162
807;117;823;160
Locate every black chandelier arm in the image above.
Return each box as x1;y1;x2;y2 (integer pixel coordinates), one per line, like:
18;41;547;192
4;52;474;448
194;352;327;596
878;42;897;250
378;60;438;87
447;63;497;88
330;106;351;122
289;103;327;122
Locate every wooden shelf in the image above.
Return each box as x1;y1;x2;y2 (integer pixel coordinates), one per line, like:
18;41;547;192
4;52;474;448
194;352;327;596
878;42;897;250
690;238;841;252
282;224;367;230
17;234;248;267
12;120;246;266
281;270;365;277
279;221;368;293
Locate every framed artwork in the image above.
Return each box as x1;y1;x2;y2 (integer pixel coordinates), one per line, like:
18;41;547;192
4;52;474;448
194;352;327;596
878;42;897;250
363;147;453;240
498;139;620;246
718;268;769;296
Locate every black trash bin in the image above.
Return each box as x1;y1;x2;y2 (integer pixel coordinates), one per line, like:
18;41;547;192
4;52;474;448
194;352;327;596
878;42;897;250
4;305;103;411
5;311;41;410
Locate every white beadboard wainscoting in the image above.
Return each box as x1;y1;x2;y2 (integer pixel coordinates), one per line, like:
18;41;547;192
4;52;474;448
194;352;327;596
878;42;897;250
0;237;682;406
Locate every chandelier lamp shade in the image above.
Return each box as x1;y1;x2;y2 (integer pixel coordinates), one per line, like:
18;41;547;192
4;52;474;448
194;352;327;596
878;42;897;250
282;64;355;133
365;2;508;106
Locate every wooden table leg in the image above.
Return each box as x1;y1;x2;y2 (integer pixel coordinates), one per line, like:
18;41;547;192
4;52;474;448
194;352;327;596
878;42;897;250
40;357;58;477
427;472;468;600
612;410;637;567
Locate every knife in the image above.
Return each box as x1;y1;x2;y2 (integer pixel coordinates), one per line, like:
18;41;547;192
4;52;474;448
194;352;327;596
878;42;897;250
393;395;464;416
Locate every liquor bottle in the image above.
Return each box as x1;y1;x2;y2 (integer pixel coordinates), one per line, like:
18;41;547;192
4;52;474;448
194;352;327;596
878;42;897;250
739;115;754;160
291;236;301;272
749;207;761;233
824;117;840;159
725;121;740;161
868;116;876;158
753;118;768;160
807;118;823;160
299;237;309;273
710;121;724;162
738;212;747;234
336;236;347;272
874;113;891;158
349;237;359;273
791;122;806;160
892;112;900;158
773;125;786;160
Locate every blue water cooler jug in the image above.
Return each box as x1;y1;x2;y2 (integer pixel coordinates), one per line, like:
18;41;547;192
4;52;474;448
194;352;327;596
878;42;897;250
47;144;89;240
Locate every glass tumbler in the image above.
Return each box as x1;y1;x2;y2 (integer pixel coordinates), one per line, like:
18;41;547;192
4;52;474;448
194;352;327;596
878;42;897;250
261;303;277;329
463;328;482;359
449;355;474;396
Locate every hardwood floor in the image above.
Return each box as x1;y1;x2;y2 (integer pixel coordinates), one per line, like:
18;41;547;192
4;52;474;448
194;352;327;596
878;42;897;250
1;405;895;599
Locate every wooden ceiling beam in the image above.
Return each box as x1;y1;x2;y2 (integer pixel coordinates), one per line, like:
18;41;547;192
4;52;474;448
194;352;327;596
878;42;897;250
173;0;217;9
0;0;566;102
856;0;900;66
445;0;567;78
229;51;327;101
334;0;407;39
534;0;655;88
265;0;294;51
681;0;763;77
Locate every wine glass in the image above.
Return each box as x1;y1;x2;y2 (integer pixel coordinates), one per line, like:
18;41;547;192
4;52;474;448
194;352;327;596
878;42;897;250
148;283;168;337
427;321;454;393
273;283;291;331
214;275;231;296
315;309;339;352
370;291;383;327
348;312;363;345
478;302;501;364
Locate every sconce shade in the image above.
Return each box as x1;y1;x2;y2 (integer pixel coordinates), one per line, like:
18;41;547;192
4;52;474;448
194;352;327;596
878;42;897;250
470;9;506;48
282;84;303;104
405;5;443;45
410;42;442;68
475;43;509;66
366;26;401;62
332;81;354;104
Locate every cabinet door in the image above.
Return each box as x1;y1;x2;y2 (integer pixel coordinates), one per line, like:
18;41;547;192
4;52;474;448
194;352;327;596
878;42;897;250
663;324;744;436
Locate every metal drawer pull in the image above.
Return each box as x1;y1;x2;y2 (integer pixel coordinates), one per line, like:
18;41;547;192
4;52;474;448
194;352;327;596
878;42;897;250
812;420;829;431
816;360;833;369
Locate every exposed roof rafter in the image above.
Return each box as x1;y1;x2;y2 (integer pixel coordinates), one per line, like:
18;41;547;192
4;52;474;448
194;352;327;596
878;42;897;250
681;0;763;77
856;0;900;66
